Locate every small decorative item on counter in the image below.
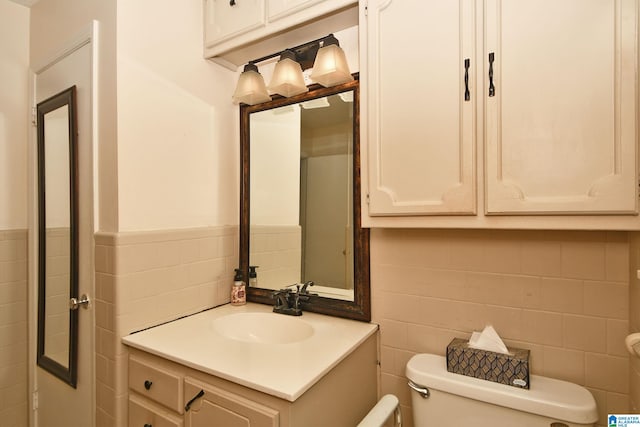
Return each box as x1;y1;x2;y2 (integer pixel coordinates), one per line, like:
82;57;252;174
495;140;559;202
248;266;259;287
231;268;246;306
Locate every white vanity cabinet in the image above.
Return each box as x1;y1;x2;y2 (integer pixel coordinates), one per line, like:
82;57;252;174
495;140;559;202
126;334;377;427
203;0;357;68
362;0;639;227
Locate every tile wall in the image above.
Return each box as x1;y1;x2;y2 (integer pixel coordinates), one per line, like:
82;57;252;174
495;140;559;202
249;225;301;290
94;226;237;427
0;229;28;427
371;229;630;427
629;234;640;412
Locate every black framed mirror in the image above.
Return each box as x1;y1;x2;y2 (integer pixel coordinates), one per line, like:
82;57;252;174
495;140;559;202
36;86;79;387
240;75;370;321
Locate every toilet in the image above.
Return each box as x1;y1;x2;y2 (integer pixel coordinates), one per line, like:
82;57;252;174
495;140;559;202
406;354;598;426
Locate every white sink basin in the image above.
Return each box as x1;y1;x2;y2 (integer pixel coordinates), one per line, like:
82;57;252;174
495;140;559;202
212;312;314;344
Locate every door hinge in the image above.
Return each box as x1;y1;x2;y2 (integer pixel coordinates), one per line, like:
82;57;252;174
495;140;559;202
32;391;38;410
31;107;37;127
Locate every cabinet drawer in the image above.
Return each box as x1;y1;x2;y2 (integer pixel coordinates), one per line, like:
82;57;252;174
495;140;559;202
184;378;279;427
129;394;183;427
129;356;184;414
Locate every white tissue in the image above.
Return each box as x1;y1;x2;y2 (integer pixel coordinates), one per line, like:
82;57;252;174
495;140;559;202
468;325;509;354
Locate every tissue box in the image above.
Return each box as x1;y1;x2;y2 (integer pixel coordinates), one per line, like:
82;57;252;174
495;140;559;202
446;338;530;389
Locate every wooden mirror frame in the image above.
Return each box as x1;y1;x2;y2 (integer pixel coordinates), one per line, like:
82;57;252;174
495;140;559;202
239;75;370;321
36;86;79;387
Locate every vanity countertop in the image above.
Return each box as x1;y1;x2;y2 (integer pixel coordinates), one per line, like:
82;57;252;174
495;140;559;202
122;302;378;402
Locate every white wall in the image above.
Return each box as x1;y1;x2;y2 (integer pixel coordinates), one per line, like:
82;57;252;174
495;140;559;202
116;0;237;231
0;0;29;229
250;106;301;225
30;0;118;232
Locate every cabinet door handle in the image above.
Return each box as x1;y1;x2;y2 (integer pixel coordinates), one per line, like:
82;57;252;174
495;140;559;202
185;389;205;412
230;0;236;5
488;52;495;97
144;380;152;390
464;58;471;101
144;424;152;427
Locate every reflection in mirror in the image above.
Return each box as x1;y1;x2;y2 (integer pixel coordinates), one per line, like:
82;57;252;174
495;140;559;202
37;86;79;387
240;77;370;321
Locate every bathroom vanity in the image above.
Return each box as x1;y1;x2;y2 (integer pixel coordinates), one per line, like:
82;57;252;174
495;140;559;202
122;303;378;427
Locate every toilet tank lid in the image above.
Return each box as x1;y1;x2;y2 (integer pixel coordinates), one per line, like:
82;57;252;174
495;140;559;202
406;354;598;424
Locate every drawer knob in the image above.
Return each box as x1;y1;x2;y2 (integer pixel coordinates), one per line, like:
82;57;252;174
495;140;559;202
144;424;152;427
144;380;153;390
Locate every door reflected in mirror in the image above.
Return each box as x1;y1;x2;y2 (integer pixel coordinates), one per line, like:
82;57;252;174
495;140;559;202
37;86;79;387
240;76;370;321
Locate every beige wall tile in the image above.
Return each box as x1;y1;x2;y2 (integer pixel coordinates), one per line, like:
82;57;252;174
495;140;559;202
0;231;27;427
522;239;562;277
607;320;629;357
521;310;563;347
379;319;408;349
606;232;628;278
607;392;630;416
561;239;606;280
585;353;629;394
97;226;238;427
563;314;607;353
631;361;640;412
372;228;631;427
406;324;458;356
541;346;585;384
584;281;628;320
539;278;583;314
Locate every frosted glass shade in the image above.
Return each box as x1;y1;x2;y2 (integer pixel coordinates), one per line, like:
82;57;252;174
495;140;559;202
232;65;271;105
268;56;309;97
310;44;354;87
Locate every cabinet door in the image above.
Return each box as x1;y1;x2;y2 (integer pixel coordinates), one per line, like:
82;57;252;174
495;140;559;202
485;0;638;214
184;380;279;427
366;0;477;215
267;0;324;21
204;0;266;48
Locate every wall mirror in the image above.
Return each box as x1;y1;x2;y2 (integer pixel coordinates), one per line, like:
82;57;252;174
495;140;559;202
240;76;370;321
36;86;79;387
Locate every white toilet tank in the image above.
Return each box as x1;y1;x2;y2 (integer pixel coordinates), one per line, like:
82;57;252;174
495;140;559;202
406;354;598;427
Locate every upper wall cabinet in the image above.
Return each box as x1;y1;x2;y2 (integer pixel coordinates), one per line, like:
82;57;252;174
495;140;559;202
204;0;357;69
361;0;639;229
204;0;266;47
485;0;637;215
365;0;477;216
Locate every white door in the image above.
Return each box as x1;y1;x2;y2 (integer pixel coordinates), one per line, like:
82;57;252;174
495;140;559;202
31;28;96;427
366;0;477;216
485;0;638;214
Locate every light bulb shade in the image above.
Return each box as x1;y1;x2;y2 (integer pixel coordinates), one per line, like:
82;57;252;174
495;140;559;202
310;44;354;87
232;66;271;105
268;56;309;97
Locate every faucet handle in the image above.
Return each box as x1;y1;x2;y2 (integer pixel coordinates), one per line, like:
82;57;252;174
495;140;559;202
272;289;292;308
300;280;315;295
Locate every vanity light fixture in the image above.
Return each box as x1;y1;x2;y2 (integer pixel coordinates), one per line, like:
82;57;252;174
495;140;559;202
268;49;309;97
310;34;354;87
233;34;353;104
232;63;271;106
